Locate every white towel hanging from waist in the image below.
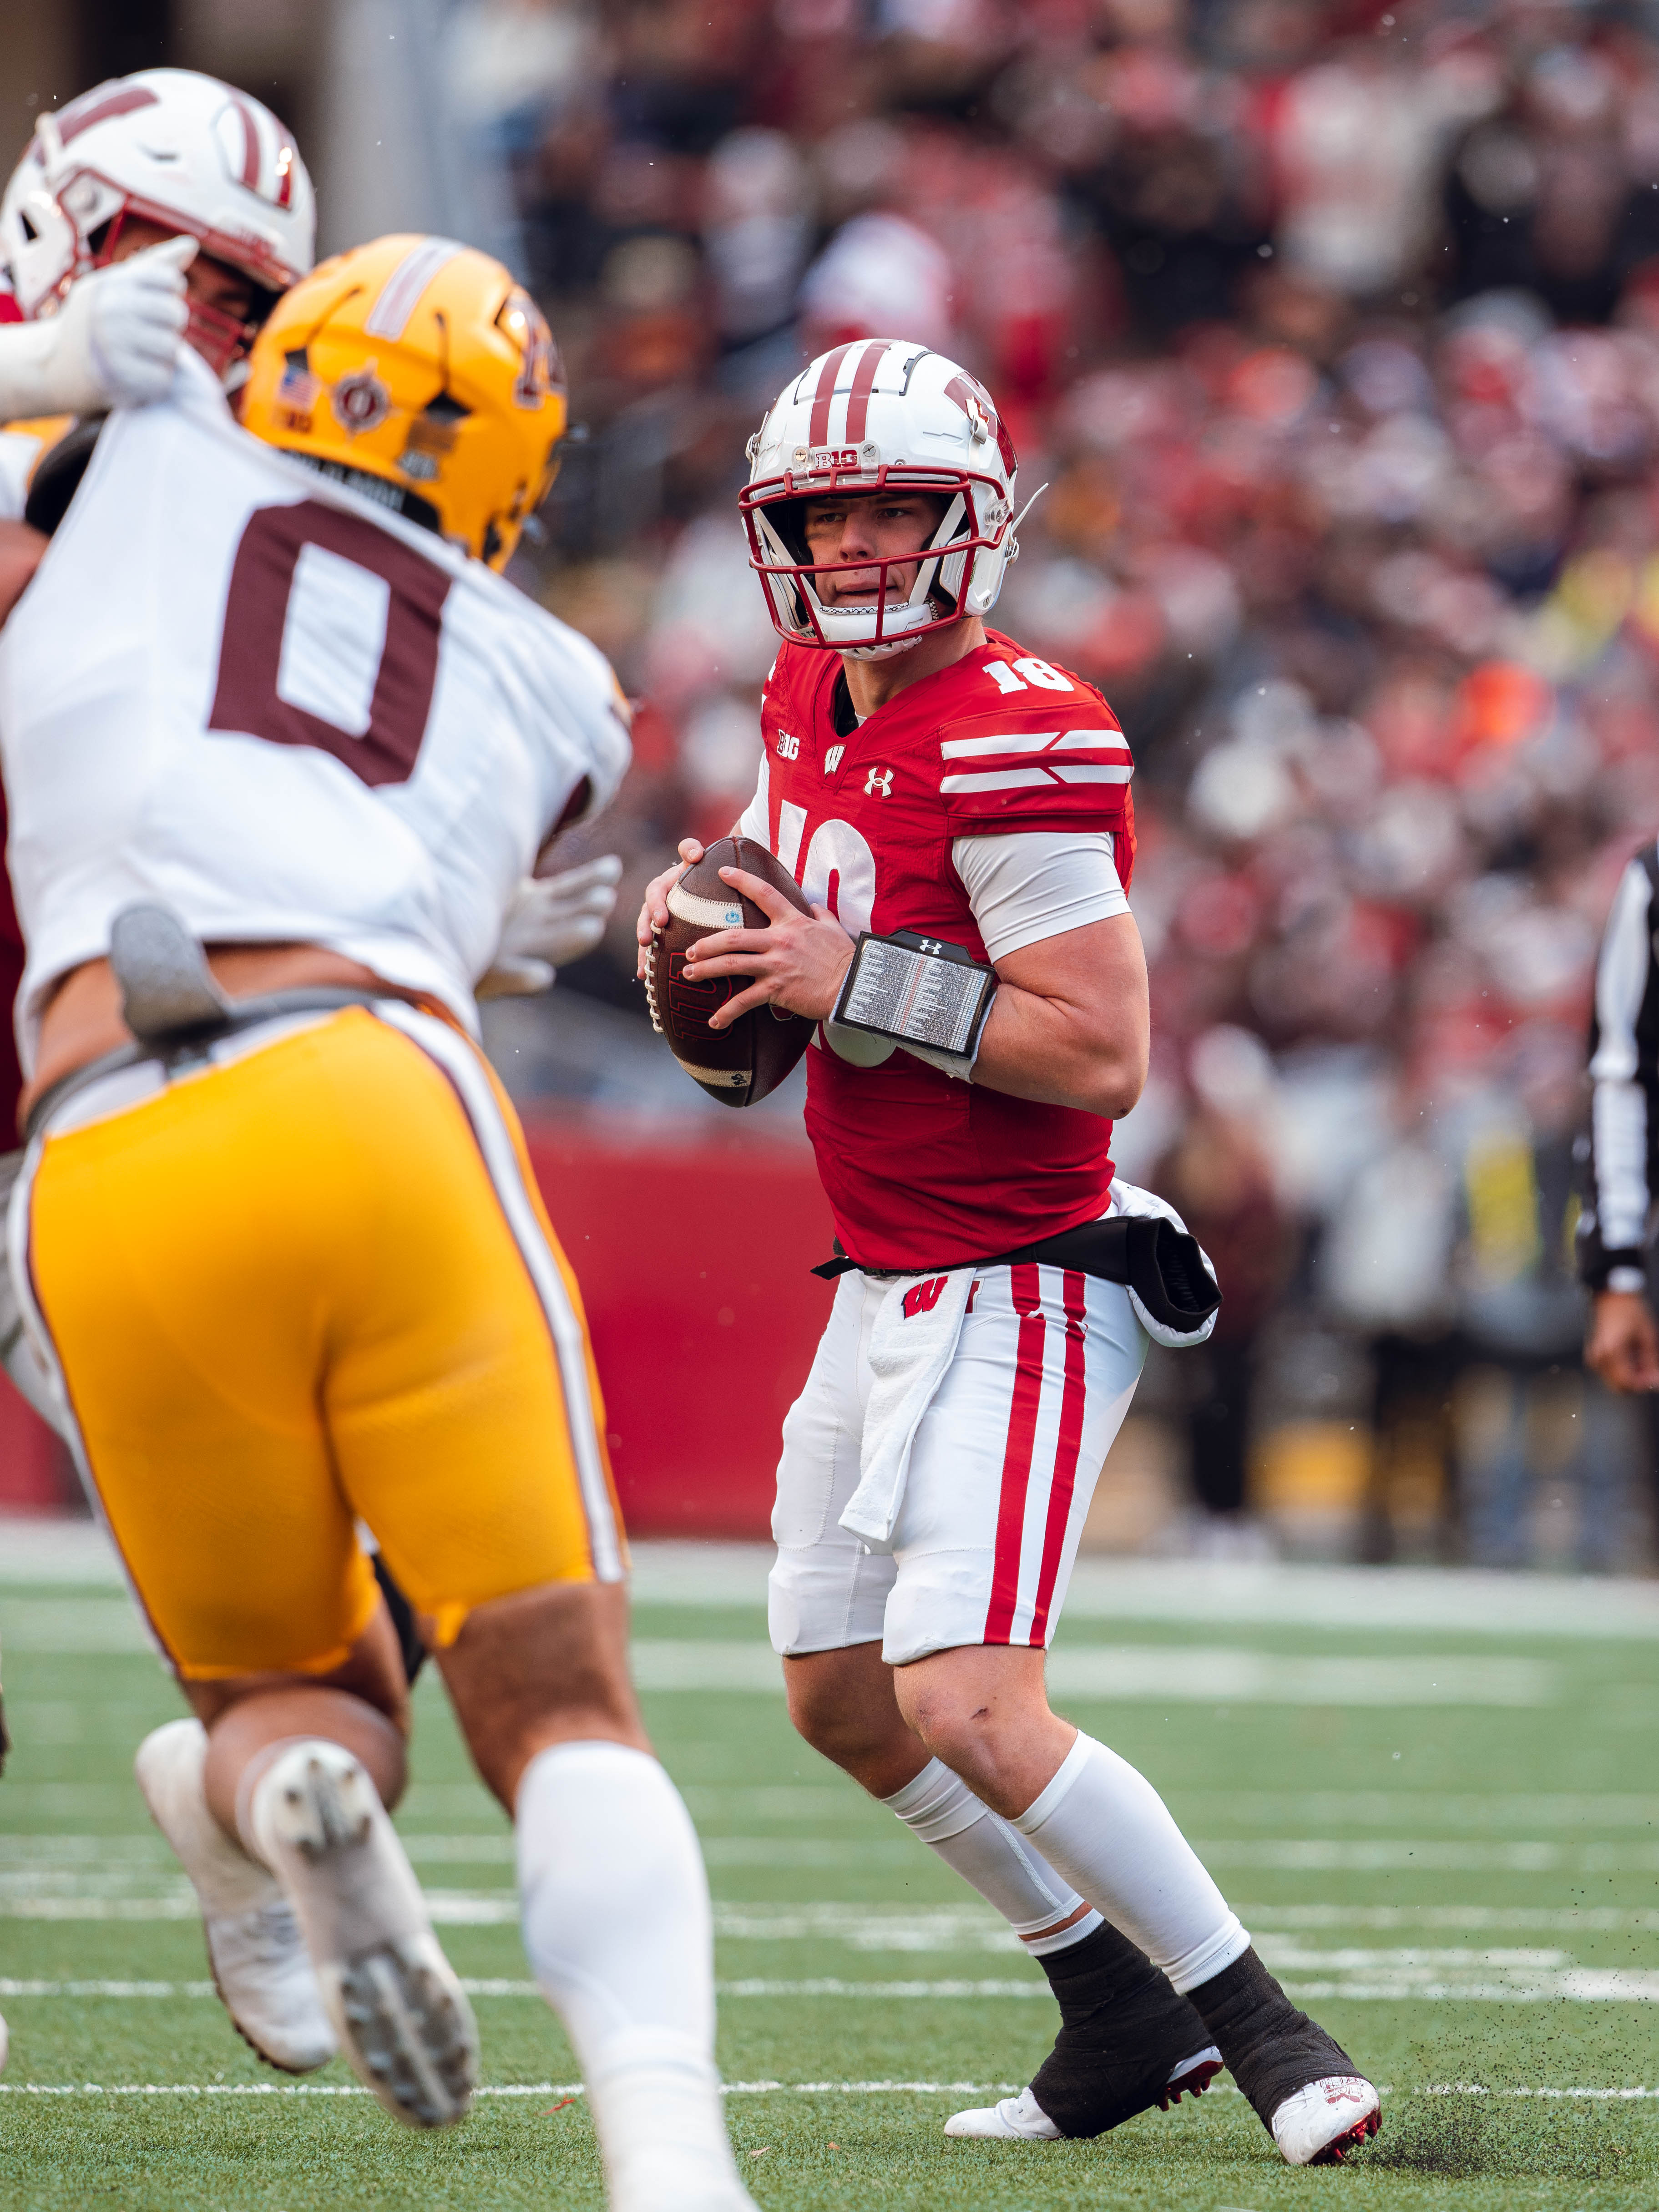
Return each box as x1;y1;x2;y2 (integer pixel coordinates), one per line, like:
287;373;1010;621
839;1265;975;1554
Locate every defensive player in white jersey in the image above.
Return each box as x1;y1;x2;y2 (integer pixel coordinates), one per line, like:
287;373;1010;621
0;106;619;2090
0;238;756;2212
639;342;1380;2167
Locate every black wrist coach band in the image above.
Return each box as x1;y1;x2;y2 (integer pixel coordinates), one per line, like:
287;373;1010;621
832;928;997;1058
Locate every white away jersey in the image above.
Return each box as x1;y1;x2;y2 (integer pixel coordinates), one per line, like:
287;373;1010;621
0;350;630;1068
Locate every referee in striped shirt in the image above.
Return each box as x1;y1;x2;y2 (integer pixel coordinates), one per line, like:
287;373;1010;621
1581;840;1659;1392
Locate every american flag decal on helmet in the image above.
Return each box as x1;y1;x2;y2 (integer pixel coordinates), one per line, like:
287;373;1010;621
938;728;1132;796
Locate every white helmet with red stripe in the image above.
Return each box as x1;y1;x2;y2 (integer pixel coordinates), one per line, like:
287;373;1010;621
739;339;1019;660
0;69;314;376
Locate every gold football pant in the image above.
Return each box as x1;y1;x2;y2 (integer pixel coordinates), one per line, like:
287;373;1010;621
19;1003;624;1679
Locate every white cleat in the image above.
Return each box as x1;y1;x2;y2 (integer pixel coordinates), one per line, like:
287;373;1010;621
945;2045;1222;2141
253;1738;478;2129
1271;2075;1382;2166
136;1719;335;2074
945;2085;1062;2140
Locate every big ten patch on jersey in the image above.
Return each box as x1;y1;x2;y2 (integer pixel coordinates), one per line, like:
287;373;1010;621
748;630;1136;951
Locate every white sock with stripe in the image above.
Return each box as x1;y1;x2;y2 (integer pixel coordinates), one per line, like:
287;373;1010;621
883;1757;1102;1954
1011;1733;1249;1992
516;1741;749;2212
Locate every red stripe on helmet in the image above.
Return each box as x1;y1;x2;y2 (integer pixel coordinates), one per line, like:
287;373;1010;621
843;340;888;445
56;86;159;147
273;133;296;211
945;370;1017;475
229;95;262;188
807;343;855;450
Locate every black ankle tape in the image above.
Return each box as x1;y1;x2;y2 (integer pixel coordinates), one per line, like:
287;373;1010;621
1186;1946;1358;2127
1028;1922;1214;2140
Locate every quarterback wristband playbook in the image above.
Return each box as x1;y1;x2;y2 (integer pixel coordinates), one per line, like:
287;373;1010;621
832;929;997;1077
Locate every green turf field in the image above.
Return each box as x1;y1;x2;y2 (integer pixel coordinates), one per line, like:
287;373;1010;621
2;1538;1657;2211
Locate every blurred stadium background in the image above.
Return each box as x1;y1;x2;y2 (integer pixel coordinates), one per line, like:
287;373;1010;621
4;0;1659;1575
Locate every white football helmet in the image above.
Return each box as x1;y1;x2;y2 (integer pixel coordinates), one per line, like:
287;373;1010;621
739;340;1020;659
0;69;314;376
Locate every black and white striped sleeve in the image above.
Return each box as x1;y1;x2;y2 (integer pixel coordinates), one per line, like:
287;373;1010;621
1580;845;1659;1291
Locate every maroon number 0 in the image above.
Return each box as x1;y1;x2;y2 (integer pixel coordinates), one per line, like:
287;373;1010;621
206;499;453;790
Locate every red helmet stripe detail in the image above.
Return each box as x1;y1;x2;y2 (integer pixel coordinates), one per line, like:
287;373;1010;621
273;132;296;210
843;340;889;445
56;86;159;147
229;94;262;188
807;343;856;450
945;371;1018;476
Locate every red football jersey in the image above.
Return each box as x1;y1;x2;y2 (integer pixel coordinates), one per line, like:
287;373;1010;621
749;628;1136;1270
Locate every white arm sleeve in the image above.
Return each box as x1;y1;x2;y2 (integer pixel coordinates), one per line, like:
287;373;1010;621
735;751;770;840
1588;855;1655;1261
0;429;45;522
950;829;1128;963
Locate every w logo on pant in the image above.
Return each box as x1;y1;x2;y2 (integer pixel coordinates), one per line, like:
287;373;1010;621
902;1275;950;1318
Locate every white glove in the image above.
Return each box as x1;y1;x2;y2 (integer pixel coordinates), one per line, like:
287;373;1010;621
477;854;623;999
0;236;194;423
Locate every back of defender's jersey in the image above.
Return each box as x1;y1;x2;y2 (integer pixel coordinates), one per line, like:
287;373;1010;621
0;352;629;1070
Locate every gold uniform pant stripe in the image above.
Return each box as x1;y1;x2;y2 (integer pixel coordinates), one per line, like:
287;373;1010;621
23;1006;623;1681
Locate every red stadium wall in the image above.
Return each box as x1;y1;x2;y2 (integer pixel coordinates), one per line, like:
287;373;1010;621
0;1382;69;1513
0;1117;834;1537
527;1117;834;1539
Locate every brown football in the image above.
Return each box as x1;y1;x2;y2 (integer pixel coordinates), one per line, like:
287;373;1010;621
644;836;817;1107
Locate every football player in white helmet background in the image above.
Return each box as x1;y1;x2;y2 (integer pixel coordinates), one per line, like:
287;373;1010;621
638;341;1381;2169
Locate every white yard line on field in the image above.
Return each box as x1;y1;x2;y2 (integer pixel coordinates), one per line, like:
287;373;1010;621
1;2078;1657;2100
6;1524;1659;1637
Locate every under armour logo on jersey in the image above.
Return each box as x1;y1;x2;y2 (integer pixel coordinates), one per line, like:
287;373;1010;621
825;744;845;775
864;766;894;797
902;1275;950;1318
775;730;800;759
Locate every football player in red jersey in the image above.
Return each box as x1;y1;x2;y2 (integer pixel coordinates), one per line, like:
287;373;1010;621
639;341;1380;2167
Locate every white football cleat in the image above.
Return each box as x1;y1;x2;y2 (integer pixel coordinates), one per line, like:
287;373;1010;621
136;1719;335;2074
945;2085;1062;2140
251;1738;477;2129
945;2044;1221;2142
1271;2075;1382;2165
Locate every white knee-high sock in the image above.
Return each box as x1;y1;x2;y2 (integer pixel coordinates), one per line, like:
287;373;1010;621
1012;1733;1249;1992
883;1758;1103;1956
517;1741;748;2212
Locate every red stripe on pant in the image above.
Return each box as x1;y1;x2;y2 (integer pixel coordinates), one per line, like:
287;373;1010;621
1028;1270;1088;1643
808;344;856;448
983;1264;1047;1645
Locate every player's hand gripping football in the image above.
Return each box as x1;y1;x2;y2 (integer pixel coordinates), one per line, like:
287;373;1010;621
636;838;855;1026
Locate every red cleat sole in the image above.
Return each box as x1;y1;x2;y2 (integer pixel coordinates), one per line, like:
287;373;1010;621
1309;2107;1381;2164
1160;2058;1224;2111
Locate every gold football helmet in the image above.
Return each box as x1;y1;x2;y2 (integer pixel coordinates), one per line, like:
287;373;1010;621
241;233;566;568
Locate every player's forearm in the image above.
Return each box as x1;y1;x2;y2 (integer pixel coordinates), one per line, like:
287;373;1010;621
968;982;1147;1118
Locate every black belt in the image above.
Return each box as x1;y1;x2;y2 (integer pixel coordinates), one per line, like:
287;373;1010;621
812;1212;1220;1339
24;987;389;1144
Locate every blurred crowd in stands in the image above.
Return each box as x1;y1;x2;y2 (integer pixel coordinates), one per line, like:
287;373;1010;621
456;0;1659;1567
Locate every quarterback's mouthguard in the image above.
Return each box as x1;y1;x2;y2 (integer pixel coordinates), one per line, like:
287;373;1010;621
833;929;997;1059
